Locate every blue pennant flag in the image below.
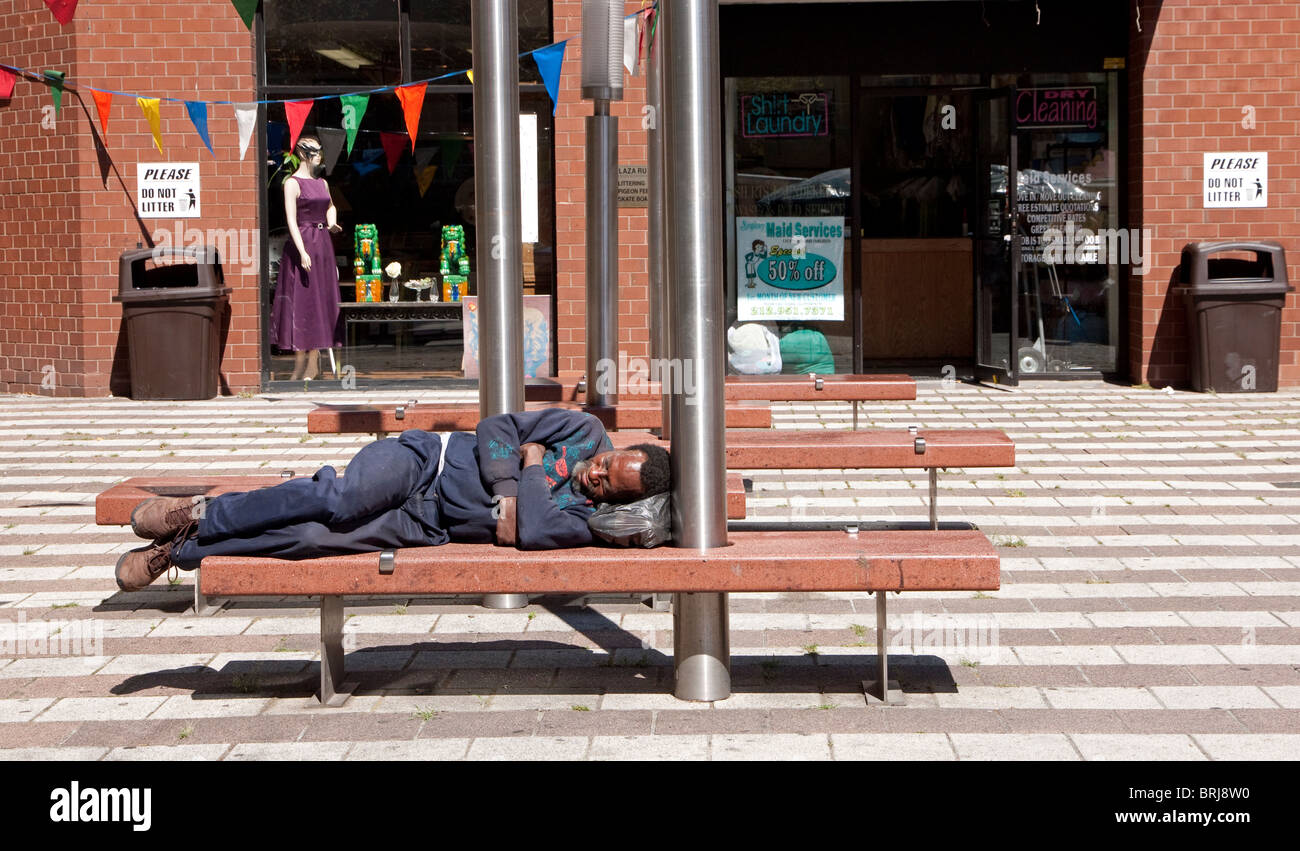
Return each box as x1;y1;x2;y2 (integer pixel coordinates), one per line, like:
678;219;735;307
267;122;286;157
531;40;567;115
185;101;214;156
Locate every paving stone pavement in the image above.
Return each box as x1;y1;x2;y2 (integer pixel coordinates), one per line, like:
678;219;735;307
1;382;1298;760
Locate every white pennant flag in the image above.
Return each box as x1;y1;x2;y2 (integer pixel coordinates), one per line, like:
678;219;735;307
624;15;639;76
234;103;258;161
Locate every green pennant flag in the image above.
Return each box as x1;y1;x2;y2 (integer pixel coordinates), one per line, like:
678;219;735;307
44;70;65;115
340;93;370;156
230;0;257;30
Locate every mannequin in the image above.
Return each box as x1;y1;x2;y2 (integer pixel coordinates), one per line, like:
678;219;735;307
270;136;344;381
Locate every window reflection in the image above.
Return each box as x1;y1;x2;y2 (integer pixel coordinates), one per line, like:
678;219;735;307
264;0;401;87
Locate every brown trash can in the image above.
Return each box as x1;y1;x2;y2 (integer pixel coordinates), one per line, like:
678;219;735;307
1176;241;1293;393
113;245;232;400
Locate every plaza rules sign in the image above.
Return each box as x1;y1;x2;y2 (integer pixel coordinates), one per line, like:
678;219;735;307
736;217;845;321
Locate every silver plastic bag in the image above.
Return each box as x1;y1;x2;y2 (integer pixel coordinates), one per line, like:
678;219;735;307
587;492;672;548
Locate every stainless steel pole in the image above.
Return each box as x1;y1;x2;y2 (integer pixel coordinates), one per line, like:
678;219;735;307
586;101;619;407
473;0;527;610
663;0;729;701
647;16;672;441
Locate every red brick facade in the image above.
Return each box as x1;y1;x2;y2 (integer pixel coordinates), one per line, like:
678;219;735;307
1;0;1297;394
0;0;258;396
1128;0;1299;387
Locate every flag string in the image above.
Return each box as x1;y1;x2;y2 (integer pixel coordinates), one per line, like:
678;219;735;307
0;6;656;109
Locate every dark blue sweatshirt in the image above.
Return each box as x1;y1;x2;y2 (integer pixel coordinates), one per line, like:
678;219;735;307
433;409;613;549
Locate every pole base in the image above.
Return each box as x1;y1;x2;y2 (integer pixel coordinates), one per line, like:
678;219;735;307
861;679;906;706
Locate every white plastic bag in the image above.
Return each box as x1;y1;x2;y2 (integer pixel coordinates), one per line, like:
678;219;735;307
727;323;782;374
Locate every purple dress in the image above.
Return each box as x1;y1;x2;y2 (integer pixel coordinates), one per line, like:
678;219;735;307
270;176;343;351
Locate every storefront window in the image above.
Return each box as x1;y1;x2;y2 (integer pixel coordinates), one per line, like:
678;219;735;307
999;71;1120;374
264;0;402;87
261;3;556;383
725;76;853;375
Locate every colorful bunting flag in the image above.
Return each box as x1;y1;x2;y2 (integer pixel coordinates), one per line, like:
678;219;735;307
283;100;314;152
45;70;65;115
185;101;214;156
624;15;639;76
531;41;566;115
267;122;286;158
466;70;474;84
317;127;346;175
43;0;78;26
395;82;427;152
234;103;257;160
91;90;112;138
379;132;407;174
353;154;381;177
441;139;464;178
230;0;257;30
414;146;438;170
417;165;438;197
340;93;370;156
0;67;15;100
136;97;163;154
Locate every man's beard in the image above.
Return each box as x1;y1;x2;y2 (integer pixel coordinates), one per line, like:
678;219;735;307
570;460;594;498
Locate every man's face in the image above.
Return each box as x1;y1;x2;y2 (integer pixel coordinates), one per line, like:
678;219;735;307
571;450;646;502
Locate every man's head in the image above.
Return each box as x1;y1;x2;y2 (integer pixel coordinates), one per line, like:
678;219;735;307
571;443;671;503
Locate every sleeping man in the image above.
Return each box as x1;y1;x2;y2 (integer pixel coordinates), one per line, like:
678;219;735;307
116;409;671;591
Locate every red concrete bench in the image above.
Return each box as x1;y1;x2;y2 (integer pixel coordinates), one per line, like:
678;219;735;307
529;372;916;428
194;528;999;704
97;473;749;614
306;400;772;437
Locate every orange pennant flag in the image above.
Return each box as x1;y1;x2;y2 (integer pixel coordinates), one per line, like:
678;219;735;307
91;90;112;139
395;83;427;152
136;97;163;154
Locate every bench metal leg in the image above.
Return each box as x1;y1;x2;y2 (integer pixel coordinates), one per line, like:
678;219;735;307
672;592;730;701
929;468;938;530
482;594;529;609
852;400;859;430
319;595;356;706
192;568;223;616
862;591;905;705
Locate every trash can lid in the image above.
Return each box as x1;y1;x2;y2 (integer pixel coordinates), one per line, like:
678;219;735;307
119;244;226;298
1180;240;1289;288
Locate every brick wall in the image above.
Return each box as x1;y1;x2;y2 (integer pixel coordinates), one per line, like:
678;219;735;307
0;0;259;396
553;1;653;376
1129;0;1300;387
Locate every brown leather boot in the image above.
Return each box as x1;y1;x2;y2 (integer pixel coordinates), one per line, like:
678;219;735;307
114;539;176;592
130;496;200;540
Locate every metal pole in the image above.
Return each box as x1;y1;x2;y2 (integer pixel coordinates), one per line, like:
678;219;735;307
647;15;672;440
473;0;528;610
586;100;619;407
663;0;729;701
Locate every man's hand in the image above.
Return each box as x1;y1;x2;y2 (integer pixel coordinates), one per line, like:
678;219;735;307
493;496;518;547
521;442;546;468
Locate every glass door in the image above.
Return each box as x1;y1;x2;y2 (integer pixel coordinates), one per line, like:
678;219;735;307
973;89;1021;385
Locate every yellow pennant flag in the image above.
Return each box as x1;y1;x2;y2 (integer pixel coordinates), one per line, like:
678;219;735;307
417;165;438;197
136;97;163;154
466;70;473;83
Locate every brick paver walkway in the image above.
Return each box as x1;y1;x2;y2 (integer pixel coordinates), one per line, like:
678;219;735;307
1;381;1297;760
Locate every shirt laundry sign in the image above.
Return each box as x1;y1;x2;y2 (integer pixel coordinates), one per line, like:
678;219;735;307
736;216;845;321
137;163;201;218
1203;152;1267;208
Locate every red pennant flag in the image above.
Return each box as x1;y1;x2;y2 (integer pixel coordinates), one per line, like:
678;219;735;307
284;100;315;151
379;131;405;172
395;83;427;152
91;89;112;139
0;67;14;99
380;132;407;174
43;0;78;26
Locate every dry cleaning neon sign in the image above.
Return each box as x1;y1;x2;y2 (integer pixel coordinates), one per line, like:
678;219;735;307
1016;87;1098;130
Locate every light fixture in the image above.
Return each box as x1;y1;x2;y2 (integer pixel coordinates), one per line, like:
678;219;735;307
315;48;375;70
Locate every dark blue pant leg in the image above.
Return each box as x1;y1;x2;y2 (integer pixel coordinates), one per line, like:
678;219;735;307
172;506;439;569
197;435;439;542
